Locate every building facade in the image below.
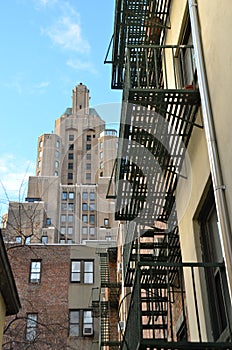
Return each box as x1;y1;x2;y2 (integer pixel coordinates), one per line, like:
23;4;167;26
4;83;118;245
101;0;232;349
3;243;106;350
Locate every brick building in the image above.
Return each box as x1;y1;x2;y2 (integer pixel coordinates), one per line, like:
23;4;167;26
3;243;104;350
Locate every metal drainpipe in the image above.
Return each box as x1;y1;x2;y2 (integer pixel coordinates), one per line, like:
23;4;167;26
188;0;232;299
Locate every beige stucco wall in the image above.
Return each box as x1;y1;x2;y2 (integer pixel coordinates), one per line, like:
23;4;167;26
68;245;100;307
197;0;232;231
166;0;232;341
0;293;6;348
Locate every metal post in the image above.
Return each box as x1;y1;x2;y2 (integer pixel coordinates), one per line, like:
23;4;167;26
188;0;232;299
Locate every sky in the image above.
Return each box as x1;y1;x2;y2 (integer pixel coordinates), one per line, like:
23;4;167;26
0;0;122;215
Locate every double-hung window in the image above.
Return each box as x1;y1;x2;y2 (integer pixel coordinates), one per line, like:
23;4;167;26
30;261;41;283
71;260;94;284
26;313;38;341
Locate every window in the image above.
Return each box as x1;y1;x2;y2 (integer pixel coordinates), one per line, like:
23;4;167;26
60;238;65;244
68;215;73;223
54;171;58;176
69;192;75;200
69;134;74;141
68;162;73;170
69;310;80;336
68;203;74;211
84;261;94;283
89;204;95;211
179;20;196;87
86;173;91;181
55;160;59;168
83;310;93;335
104;218;109;226
60;227;66;235
71;261;81;282
62;191;67;200
82;203;88;211
39;150;42;158
100;151;103;159
67;239;73;244
61;203;67;211
46;218;51;225
82;215;88;223
15;236;22;244
86;163;91;170
68;173;73;180
68;153;74;160
199;186;231;341
69;144;74;150
105;236;112;241
26;313;38;341
86;144;91;151
89;227;95;236
56;150;60;158
86;135;91;141
82;192;88;201
100;162;103;169
69;310;93;337
41;236;48;244
38;161;41;168
82;227;88;235
68;227;73;235
100;141;103;149
86;153;91;160
89;215;95;224
90;192;95;201
25;236;31;244
39;140;43;148
30;261;41;283
71;260;94;284
56;140;60;148
61;215;66;223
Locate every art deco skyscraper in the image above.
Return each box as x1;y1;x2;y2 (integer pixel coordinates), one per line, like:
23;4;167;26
5;83;118;244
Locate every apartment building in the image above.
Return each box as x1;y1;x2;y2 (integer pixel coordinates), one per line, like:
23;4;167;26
4;83;118;245
3;242;108;350
100;0;232;349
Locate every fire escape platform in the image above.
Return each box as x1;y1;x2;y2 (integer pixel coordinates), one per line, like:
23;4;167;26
110;0;172;89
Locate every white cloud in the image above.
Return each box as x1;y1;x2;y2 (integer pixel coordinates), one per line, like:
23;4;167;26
34;81;50;89
42;13;90;54
67;59;97;75
34;0;58;8
0;155;34;215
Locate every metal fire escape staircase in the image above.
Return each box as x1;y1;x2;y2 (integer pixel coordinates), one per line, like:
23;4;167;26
99;250;121;350
105;0;232;349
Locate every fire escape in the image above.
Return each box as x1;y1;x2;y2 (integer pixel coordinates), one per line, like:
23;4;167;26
105;0;232;349
92;248;121;349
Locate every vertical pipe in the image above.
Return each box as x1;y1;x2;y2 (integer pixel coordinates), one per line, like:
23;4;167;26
188;0;232;299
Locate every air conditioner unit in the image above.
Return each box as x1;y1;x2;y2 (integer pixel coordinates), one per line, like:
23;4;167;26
83;326;93;336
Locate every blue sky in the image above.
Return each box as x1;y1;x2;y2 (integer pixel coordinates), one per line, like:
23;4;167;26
0;0;122;214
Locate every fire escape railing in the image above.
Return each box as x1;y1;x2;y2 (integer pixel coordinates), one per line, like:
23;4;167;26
110;0;172;89
121;262;232;350
98;251;121;349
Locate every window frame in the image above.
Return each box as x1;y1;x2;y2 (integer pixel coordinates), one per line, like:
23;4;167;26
25;313;38;341
29;260;42;284
70;260;94;284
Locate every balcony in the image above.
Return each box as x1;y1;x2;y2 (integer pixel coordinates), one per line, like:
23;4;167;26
110;0;171;88
114;45;201;223
123;223;181;286
121;262;232;350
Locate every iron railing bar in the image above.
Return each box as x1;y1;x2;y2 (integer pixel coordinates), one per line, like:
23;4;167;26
191;266;202;342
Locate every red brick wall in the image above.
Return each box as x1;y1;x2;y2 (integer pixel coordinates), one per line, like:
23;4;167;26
4;245;71;350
